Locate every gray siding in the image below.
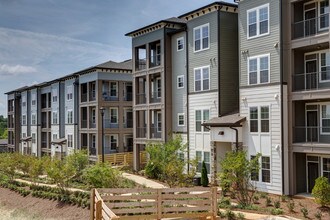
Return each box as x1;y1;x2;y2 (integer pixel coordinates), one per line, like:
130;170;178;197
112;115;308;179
132;29;164;48
171;32;187;133
188;11;219;93
239;0;281;87
219;11;239;115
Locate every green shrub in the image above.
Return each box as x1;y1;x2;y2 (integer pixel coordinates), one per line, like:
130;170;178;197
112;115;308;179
266;197;272;206
236;212;245;220
252;194;260;204
287;199;295;213
201;161;209;187
218;210;226;219
271;208;283;215
218;197;231;209
274;200;281;209
300;207;308;218
281;195;288;202
259;192;267;199
225;210;236;220
315;210;322;220
312;176;330;207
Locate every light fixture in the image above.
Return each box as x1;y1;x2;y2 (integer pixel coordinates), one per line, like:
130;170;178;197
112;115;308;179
274;94;279;99
241;97;247;101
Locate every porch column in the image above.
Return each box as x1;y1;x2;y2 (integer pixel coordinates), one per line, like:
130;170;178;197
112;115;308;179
210;141;217;185
133;143;140;171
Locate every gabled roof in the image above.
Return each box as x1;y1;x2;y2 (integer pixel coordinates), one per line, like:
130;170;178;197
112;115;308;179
202;113;246;127
96;59;132;70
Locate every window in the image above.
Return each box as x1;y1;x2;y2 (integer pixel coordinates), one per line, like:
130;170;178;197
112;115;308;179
91;108;96;124
22;115;26;125
323;158;330;180
250;155;259;181
110;82;117;97
250;107;258;132
92;135;96;148
156;112;162;132
196;151;210;174
260;106;269;132
110;108;118;124
52;111;58;124
320;52;330;81
178;113;185;126
67;85;73;100
22;96;26;107
195;109;209;132
32;133;36;144
156;78;161;98
110;135;118;151
247;4;269;38
204;152;210;174
196;151;202;172
67;110;73;124
22;133;26;138
321;105;330;133
52;88;58;102
177;37;184;51
53;133;58;140
177;75;184;89
31;94;36;106
67;134;73;148
194;24;209;52
194;66;210;92
248;54;269;85
31;114;36;125
262;156;271;183
320;1;329;30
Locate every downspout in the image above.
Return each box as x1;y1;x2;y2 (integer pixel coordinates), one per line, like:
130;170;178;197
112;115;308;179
230;127;239;151
280;0;285;195
185;27;190;173
218;7;221;117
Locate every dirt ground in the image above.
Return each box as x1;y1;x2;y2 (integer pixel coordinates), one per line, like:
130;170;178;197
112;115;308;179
0;187;89;220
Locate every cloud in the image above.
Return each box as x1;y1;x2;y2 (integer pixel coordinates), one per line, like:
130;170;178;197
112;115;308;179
0;64;37;76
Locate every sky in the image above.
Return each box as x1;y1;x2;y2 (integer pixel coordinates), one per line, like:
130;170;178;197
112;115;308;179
0;0;234;116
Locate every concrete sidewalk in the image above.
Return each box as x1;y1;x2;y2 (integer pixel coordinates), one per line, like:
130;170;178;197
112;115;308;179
122;172;168;188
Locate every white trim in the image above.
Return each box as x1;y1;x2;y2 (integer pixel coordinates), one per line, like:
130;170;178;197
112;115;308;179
67;133;73;148
110;81;118;97
177;113;185;126
194;65;210;92
249;105;270;134
193;23;210;53
247;3;270;40
67;109;73;124
195;109;210;133
318;0;330;31
320;103;330;135
247;54;270;85
110;107;119;124
177;37;184;51
156;111;162;132
177;75;184;89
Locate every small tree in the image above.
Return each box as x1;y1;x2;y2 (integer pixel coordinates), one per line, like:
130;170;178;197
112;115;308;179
218;151;260;207
0;153;17;180
65;150;89;181
46;159;75;190
201;161;209;187
312;176;330;207
82;163;122;188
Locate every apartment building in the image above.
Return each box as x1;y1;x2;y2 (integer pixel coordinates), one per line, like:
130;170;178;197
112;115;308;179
6;60;133;161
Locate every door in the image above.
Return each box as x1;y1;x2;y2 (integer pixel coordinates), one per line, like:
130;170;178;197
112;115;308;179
305;59;317;90
304;3;316;36
126;110;133;128
308;162;319;193
306;110;318;142
125;84;132;101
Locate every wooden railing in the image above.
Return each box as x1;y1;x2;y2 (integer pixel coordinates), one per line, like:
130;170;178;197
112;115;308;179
98;151;147;167
91;187;218;220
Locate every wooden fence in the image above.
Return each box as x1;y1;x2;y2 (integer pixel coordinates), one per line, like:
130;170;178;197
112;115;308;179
90;187;218;220
98;151;147;167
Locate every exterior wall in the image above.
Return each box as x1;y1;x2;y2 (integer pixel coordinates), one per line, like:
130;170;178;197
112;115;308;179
240;85;282;194
20;91;29;153
30;88;39;156
64;78;77;154
50;82;60;156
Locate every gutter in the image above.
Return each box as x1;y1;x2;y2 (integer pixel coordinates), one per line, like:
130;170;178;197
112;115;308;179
218;8;221;117
230;127;239;151
280;0;285;195
185;27;190;173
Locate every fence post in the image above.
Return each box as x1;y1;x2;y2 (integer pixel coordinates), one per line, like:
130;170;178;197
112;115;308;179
211;187;218;220
90;189;95;220
157;189;162;220
95;200;102;220
124;154;127;165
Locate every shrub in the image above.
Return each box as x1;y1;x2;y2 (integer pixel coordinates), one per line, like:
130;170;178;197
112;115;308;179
201;161;209;187
266;197;272;207
218;210;226;219
312;176;330;207
274;200;281;209
252;194;259;204
218;197;231;209
281;195;288;202
300;207;308;218
259;192;267;199
271;208;283;215
236;212;245;220
65;150;89;181
287;200;295;213
225;210;236;220
315;210;322;220
46;159;75;190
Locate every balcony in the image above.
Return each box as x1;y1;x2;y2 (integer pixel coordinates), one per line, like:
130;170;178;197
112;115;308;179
136;127;147;138
89;120;96;128
81;93;88;102
124;119;133;128
135;59;146;71
89;91;96;101
41;141;47;148
292;71;330;92
81;120;88;128
150;127;161;139
292;15;329;40
150;55;161;68
89;147;97;156
102;91;119;101
150;92;161;103
124;92;133;101
136;93;146;105
104;119;119;129
293;126;330;144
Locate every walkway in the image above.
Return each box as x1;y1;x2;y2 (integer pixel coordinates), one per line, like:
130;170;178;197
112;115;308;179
122;172;168;188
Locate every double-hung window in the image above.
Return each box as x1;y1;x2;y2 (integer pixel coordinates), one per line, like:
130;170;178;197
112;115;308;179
110;135;118;151
110;82;118;97
194;24;209;52
52;88;58;102
261;106;269;132
178;113;185;126
250;106;269;133
67;86;73;100
320;1;329;30
195;109;209;132
320;52;330;81
67;134;73;148
22;115;26;125
31;114;36;125
323;158;330;180
22;96;26;107
177;75;184;89
110;108;118;124
67;110;73;124
250;155;259;181
248;54;270;85
262;156;271;183
177;37;184;51
32;133;36;144
31;94;36;106
52;111;58;124
321;104;330;133
250;107;258;132
247;4;269;39
194;66;210;92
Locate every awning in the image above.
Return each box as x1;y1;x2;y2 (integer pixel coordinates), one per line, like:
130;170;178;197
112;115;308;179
51;138;67;145
21;136;32;142
202;113;246;127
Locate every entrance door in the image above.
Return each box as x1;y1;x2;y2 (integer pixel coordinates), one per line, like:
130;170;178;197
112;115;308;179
305;59;317;90
306;110;318;142
308;162;319;193
304;4;316;36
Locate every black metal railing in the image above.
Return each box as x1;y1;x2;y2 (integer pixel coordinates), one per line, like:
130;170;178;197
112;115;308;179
135;59;146;71
150;55;161;68
104;119;119;128
124;92;133;101
136;93;146;105
150;126;162;139
124;119;133;128
89;91;96;101
89;120;96;128
102;91;119;101
293;126;330;143
292;71;330;91
150;91;161;103
81;120;88;128
81;93;88;102
89;147;96;156
292;15;329;39
136;127;147;138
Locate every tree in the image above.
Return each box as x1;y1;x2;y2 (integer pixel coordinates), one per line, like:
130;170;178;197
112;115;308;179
65;150;89;181
46;158;75;190
218;151;260;207
201;161;209;187
312;176;330;207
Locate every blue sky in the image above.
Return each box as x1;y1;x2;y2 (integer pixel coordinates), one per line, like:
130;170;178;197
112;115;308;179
0;0;233;116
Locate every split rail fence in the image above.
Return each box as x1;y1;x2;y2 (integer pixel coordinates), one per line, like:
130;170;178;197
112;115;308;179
90;187;219;220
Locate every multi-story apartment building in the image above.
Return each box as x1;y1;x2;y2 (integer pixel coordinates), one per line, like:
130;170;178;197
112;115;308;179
127;2;239;171
6;60;133;161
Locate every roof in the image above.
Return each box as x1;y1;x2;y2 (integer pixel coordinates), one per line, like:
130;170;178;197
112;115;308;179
96;59;132;70
51;138;67;145
0;139;7;145
178;1;237;18
21;136;32;142
202;113;246;127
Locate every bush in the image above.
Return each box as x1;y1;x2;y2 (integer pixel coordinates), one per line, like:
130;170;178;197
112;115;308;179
236;212;245;220
287;200;295;213
315;210;322;220
312;176;330;207
65;150;89;181
218;197;231;209
266;197;272;207
201;161;209;187
300;206;308;218
271;208;283;215
274;200;281;209
224;210;236;220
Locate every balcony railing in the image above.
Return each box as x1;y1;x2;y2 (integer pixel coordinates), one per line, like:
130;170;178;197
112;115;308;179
89;91;96;101
135;59;146;71
136;93;146;105
124;92;133;101
81;93;88;102
89;120;96;128
150;126;162;139
81;120;88;128
124;119;133;128
292;71;330;91
104;119;119;128
102;92;119;101
41;122;48;128
292;15;329;40
104;147;117;154
150;55;161;68
89;147;97;156
41;141;47;148
136;127;147;138
293;126;330;144
150;92;161;103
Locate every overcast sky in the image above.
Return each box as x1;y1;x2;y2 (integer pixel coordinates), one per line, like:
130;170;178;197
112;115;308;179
0;0;233;116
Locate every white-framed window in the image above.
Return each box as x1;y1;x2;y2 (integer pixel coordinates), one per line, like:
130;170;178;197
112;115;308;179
196;151;202;172
177;37;184;51
67;110;73;124
31;94;36;106
52;88;58;102
177;75;184;89
178;113;185;126
319;1;330;30
196;151;210;174
67;134;73;148
22;133;26;138
250;155;259;181
194;66;210;92
321;104;330;134
31;113;36;125
91;108;96;124
110;134;118;151
32;133;36;144
248;54;270;85
67;85;73;100
92;134;96;148
261;106;269;132
22;96;26;107
250;106;270;133
110;82;118;97
22;114;26;125
262;156;271;183
156;78;161;98
194;23;209;52
195;109;209;132
247;4;269;39
320;51;330;82
323;157;330;180
156;112;162;132
250;107;258;132
52;111;58;124
110;108;118;124
52;133;58;141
